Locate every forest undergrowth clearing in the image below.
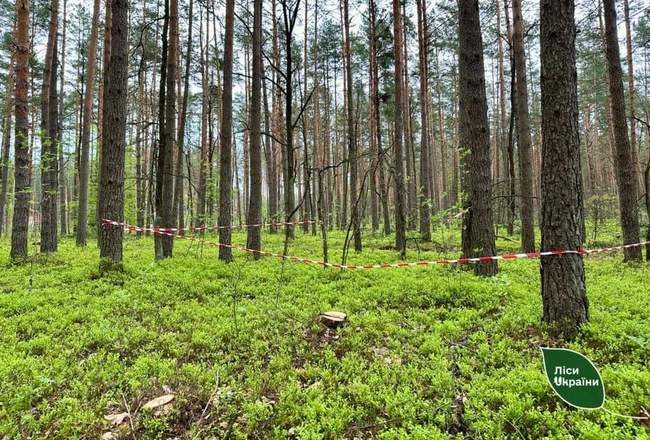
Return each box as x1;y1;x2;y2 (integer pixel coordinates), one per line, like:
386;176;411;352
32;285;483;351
0;224;649;438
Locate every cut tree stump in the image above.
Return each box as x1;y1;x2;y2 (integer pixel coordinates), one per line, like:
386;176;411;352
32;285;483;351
319;311;347;328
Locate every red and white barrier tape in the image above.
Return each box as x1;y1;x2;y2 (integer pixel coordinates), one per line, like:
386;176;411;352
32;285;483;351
102;219;649;270
101;218;317;234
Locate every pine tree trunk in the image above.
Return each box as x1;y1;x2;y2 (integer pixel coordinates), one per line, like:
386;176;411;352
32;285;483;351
367;0;378;234
76;0;100;246
416;0;431;242
196;8;208;228
0;52;15;238
97;0;112;246
402;5;418;231
392;0;407;258
504;2;516;237
435;48;449;210
58;0;68;237
155;0;178;259
154;0;170;258
512;0;535;252
39;0;59;253
312;0;322;237
540;0;588;340
458;0;498;276
174;0;193;233
11;0;31;260
623;0;641;190
97;0;128;266
603;0;642;262
433;47;445;210
246;0;263;256
218;0;235;261
262;74;277;233
269;0;282;233
136;63;145;235
496;0;508;225
281;0;299;241
369;0;390;236
342;0;361;251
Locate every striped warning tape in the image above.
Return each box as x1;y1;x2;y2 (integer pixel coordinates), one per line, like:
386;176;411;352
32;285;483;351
101;218;318;234
102;219;649;270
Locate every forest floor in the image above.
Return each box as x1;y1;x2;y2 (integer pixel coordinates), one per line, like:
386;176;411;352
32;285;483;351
0;221;649;439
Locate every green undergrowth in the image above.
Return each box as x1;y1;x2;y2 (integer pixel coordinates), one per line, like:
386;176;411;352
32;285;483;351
0;223;648;439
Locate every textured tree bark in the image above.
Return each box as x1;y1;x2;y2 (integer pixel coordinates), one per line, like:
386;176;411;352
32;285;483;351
644;119;650;260
416;0;432;242
343;0;361;251
433;47;445;211
41;33;60;254
300;0;311;234
623;0;641;190
97;0;112;247
136;64;145;236
495;0;508;226
218;0;235;261
0;52;15;238
402;4;418;231
58;0;68;237
155;0;178;259
392;0;407;259
369;0;390;236
268;0;282;233
281;0;300;240
312;0;322;237
246;0;263;256
154;0;170;258
262;74;278;234
504;3;516;237
174;0;193;233
97;0;128;266
512;0;535;252
603;0;641;262
540;0;588;340
196;8;208;228
458;0;498;277
39;0;60;253
10;0;31;260
76;0;100;246
367;0;378;235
